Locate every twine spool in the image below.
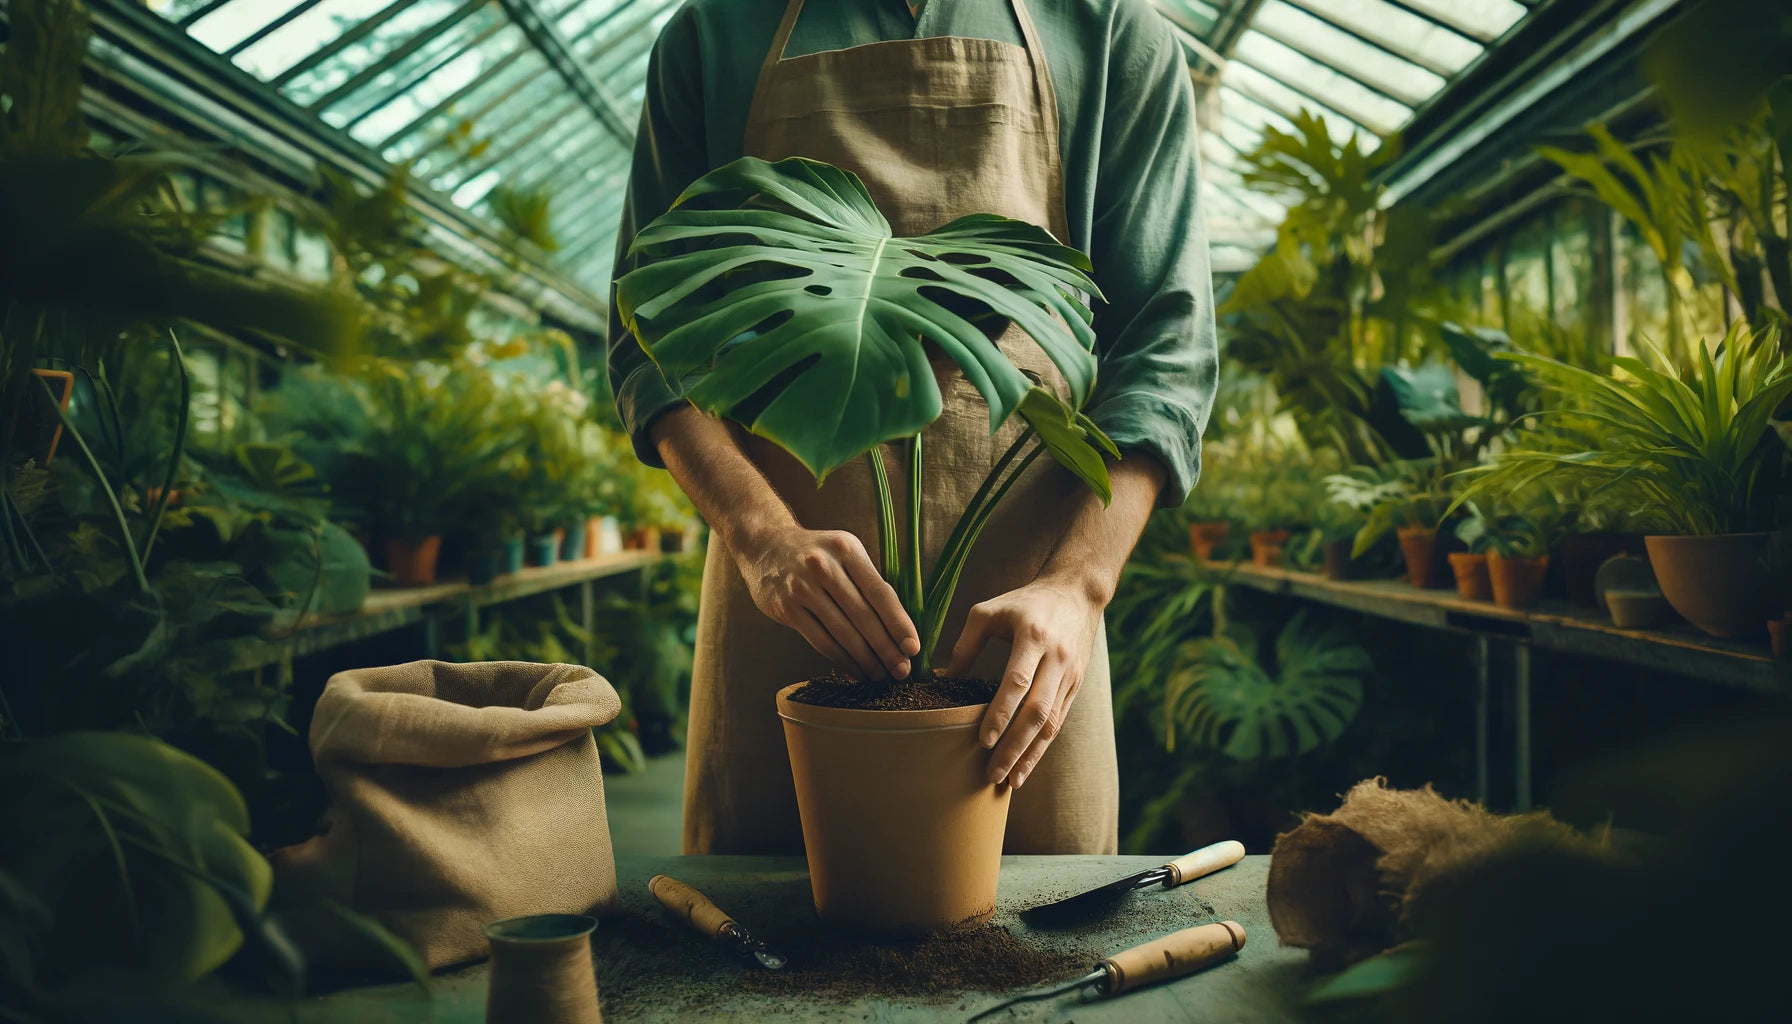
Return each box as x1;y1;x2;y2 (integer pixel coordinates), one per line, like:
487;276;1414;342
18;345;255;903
484;914;603;1024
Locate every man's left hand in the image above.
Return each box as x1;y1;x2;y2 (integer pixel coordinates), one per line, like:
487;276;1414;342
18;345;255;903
944;579;1102;789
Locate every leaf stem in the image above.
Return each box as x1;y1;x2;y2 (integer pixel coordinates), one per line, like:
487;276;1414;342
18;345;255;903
905;434;925;668
867;446;899;582
919;440;1044;666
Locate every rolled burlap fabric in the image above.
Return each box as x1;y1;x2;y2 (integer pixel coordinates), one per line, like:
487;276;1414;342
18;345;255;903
1267;778;1604;967
276;660;621;970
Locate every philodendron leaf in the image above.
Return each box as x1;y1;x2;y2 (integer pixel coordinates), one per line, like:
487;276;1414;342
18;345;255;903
617;156;1103;481
1016;387;1119;505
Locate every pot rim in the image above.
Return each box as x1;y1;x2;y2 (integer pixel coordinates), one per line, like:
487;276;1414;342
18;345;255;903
776;681;989;731
1487;552;1549;566
1448;552;1487;563
483;913;598;943
1643;531;1776;542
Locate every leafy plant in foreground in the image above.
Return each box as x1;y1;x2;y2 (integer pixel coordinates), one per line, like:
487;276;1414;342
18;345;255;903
618;157;1116;673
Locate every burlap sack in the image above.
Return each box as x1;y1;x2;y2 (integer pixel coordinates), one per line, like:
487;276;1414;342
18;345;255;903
286;660;621;970
1267;778;1606;967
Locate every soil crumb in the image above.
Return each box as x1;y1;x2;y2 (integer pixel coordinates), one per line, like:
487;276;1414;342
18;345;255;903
739;921;1093;999
788;671;999;711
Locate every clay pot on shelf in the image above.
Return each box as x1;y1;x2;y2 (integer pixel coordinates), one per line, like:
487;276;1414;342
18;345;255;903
384;536;442;587
776;682;1009;935
659;527;688;554
623;526;659;551
1189;522;1230;560
1321;539;1360;581
583;516;602;560
1487;553;1549;610
1448;552;1491;601
1397;526;1441;589
1249;530;1289;568
560;520;588;562
527;530;563;568
1644;533;1775;639
1561;533;1643;607
1769;615;1789;658
1606;588;1675;630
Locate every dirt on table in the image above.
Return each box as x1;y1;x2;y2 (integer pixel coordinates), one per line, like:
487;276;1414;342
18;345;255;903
786;671;999;711
739;920;1094;999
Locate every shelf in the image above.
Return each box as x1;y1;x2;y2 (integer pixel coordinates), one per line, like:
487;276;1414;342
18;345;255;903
226;551;667;671
1213;561;1785;693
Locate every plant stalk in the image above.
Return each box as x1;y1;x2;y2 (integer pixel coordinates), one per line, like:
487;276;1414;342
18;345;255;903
904;433;926;670
140;329;190;564
919;442;1045;666
867;446;899;582
39;375;150;592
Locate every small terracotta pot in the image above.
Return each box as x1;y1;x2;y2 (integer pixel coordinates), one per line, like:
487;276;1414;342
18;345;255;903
1189;522;1230;560
1488;553;1549;610
1645;533;1775;639
384;536;442;587
1448;552;1491;601
623;526;659;551
1321;539;1359;580
1770;616;1788;658
483;914;601;1024
1249;530;1289;568
583;516;602;560
776;682;1010;935
1607;588;1675;630
1397;526;1440;589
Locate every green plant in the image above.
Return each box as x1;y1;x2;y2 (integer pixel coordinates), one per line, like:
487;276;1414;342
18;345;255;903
1163;609;1372;760
1454;498;1557;558
618;157;1114;672
1455;322;1792;536
1327;459;1451;557
487;183;559;253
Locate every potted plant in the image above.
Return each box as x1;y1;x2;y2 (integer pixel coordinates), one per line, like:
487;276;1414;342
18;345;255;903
617;157;1114;934
1447;515;1493;602
1326;459;1449;588
1183;483;1233;561
1462;324;1792;636
1455;500;1557;609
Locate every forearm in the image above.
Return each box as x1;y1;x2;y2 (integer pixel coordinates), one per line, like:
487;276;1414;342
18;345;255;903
1035;453;1167;606
650;404;794;553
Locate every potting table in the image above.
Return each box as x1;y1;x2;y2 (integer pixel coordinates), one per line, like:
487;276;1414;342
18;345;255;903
200;854;1308;1023
1210;560;1786;812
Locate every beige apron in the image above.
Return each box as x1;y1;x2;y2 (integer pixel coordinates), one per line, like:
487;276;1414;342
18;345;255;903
682;0;1119;856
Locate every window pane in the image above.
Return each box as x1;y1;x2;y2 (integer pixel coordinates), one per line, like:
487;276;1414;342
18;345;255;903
189;0;313;53
319;4;503;124
1398;0;1527;42
1254;1;1444;107
228;0;393;80
385;50;548;162
1233;31;1410;134
1223;62;1376;148
1290;0;1482;71
346;25;526;145
281;0;472;107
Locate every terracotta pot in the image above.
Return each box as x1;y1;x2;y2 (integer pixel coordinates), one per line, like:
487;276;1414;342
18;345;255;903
623;526;659;551
384;536;442;587
23;368;74;465
583;516;602;560
1487;553;1549;610
1645;533;1776;638
483;914;601;1024
1448;552;1491;601
528;531;562;568
1249;530;1289;568
1397;526;1441;589
1321;539;1359;580
1606;588;1675;630
1561;533;1643;607
775;682;1010;935
1188;522;1231;560
1770;617;1788;658
659;528;688;554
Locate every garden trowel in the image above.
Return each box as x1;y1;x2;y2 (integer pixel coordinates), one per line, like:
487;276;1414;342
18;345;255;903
1019;840;1245;927
648;874;787;969
966;920;1246;1021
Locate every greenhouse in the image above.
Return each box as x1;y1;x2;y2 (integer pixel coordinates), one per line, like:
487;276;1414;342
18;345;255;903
1;0;1787;1020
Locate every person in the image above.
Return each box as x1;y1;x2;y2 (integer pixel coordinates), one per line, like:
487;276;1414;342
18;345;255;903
608;0;1217;856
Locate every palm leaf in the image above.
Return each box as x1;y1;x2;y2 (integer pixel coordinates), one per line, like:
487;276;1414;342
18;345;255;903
617;156;1103;482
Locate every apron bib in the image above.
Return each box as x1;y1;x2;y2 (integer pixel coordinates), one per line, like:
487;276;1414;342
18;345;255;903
682;0;1119;856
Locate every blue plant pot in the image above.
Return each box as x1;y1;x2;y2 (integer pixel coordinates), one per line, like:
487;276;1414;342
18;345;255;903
527;533;561;568
560;520;588;562
466;546;502;586
500;535;526;575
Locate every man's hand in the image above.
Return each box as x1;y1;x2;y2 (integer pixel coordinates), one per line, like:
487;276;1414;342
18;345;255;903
735;526;921;681
945;579;1103;789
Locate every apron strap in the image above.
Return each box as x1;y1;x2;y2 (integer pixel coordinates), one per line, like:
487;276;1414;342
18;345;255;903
746;0;809;127
1008;0;1072;241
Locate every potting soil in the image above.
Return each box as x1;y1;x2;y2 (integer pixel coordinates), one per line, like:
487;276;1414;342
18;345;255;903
787;671;999;711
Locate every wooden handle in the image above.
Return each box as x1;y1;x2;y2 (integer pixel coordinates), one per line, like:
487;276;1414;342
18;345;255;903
1102;921;1245;994
649;874;734;940
1164;840;1245;887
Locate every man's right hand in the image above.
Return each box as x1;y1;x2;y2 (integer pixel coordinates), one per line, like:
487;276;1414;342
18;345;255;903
733;526;921;681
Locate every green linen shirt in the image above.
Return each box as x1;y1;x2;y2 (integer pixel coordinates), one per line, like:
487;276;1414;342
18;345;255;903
607;0;1218;505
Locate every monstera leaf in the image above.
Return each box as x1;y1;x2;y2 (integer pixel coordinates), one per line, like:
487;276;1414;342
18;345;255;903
1165;612;1370;760
616;156;1106;482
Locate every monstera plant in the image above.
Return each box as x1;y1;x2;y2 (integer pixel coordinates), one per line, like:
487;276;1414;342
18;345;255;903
617;157;1116;673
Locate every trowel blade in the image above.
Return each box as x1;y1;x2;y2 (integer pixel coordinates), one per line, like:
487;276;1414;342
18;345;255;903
1020;867;1163;928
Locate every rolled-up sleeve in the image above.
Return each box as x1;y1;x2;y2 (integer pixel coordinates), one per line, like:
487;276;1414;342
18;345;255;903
608;10;709;469
1082;0;1219;506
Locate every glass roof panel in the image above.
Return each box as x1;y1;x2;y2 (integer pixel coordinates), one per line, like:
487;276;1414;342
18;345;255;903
148;0;1544;297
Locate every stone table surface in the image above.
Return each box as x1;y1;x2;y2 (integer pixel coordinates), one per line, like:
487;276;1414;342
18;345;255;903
208;854;1311;1022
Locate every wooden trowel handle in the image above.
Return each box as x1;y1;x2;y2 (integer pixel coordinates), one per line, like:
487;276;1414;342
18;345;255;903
649;874;734;940
1164;840;1245;886
1102;921;1245;994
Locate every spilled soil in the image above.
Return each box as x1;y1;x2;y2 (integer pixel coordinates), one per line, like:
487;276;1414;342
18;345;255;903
787;671;999;711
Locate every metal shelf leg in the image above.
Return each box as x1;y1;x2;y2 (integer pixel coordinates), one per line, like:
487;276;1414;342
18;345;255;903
1475;635;1490;805
1514;640;1533;811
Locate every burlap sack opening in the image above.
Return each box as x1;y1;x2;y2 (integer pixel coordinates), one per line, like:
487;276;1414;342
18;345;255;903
282;660;622;970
